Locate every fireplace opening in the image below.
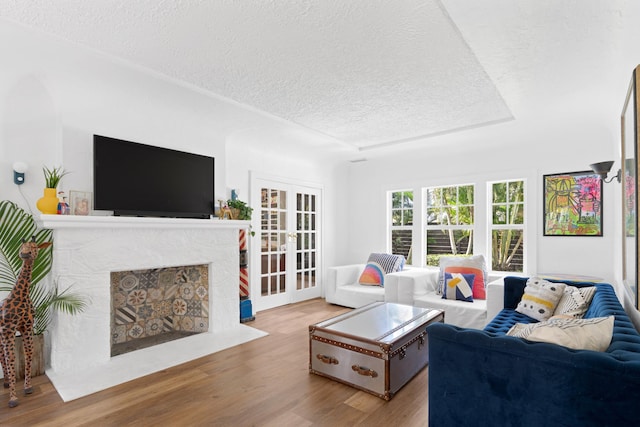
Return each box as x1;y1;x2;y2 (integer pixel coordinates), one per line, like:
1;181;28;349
110;264;209;357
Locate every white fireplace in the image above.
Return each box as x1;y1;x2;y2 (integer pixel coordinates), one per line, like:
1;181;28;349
37;215;266;402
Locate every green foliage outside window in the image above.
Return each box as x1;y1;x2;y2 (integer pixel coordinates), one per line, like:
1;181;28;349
491;180;524;272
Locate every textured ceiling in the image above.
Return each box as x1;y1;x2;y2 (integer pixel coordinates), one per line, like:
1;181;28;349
0;0;513;151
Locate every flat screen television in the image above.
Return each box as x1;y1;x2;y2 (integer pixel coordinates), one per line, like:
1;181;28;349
93;135;214;219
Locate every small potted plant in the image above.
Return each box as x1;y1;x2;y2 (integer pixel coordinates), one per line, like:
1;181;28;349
36;166;69;214
226;198;253;220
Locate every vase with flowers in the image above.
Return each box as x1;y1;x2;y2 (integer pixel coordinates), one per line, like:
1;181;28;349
36;166;68;214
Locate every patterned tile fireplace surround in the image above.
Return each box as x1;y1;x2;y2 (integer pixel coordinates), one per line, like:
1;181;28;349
37;215;266;402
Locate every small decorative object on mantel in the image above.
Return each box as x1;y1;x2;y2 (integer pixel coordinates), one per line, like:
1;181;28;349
218;199;234;220
36;166;68;215
69;191;92;216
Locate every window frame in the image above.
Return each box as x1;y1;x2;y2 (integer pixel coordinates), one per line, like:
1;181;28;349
424;183;476;266
388;189;414;264
488;178;527;274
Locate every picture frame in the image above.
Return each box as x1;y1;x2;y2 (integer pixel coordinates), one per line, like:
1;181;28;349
69;190;92;216
543;171;603;236
621;65;640;308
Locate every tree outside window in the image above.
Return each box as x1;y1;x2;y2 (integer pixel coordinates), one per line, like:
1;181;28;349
390;190;413;264
425;184;474;266
491;180;524;272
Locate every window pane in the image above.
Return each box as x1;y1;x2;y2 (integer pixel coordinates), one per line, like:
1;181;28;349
426;229;473;266
491;229;524;272
443;187;456;203
458;206;473;225
510;203;524;225
391;229;412;262
493;205;507;224
402;192;413;208
392;209;402;226
392;192;402;209
403;209;413;226
508;181;524;203
459;185;474;204
493;182;507;203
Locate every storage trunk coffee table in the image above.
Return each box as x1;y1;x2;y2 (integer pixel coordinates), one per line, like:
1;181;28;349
309;302;444;400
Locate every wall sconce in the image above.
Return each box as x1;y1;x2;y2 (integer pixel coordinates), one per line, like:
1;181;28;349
12;161;28;185
589;161;621;183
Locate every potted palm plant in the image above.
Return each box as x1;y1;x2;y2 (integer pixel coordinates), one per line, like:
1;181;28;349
0;200;87;378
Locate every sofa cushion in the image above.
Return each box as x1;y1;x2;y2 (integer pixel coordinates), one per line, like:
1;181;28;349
358;253;405;286
442;272;475;302
516;278;566;321
358;262;386;286
507;315;614;351
438;255;487;299
554;285;596;318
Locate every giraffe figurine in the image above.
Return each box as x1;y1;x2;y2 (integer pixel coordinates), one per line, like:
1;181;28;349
0;237;51;408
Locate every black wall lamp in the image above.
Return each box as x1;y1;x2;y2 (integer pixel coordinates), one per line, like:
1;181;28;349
589;161;621;183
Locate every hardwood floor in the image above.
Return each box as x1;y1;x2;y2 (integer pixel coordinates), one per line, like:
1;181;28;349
0;299;429;426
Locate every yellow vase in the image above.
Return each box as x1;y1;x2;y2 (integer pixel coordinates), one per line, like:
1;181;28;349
36;188;59;214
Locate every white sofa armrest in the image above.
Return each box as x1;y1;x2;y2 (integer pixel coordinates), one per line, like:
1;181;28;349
385;267;440;305
486;277;505;322
326;264;365;304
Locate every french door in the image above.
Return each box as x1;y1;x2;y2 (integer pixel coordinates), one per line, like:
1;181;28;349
250;176;322;312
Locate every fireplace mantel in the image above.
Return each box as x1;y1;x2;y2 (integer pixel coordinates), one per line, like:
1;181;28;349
37;213;264;402
38;214;250;230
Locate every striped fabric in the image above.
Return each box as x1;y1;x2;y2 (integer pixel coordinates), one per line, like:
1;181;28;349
358;253;405;287
366;253;405;274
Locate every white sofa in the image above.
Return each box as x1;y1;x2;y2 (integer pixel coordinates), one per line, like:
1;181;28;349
325;264;386;308
326;264;505;329
385;267;505;329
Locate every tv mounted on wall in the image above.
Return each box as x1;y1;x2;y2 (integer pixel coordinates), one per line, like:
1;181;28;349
93;135;214;219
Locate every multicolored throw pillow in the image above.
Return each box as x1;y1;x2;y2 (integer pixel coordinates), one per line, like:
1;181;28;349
438;255;487;299
358;253;405;287
516;278;566;321
442;272;475;302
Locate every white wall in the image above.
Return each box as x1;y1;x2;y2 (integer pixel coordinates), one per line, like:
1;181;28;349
344;109;621;284
0;19;349;297
0;19;290;214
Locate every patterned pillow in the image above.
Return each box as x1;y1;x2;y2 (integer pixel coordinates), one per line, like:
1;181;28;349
442;272;475;302
508;316;614;352
438;255;487;299
358;253;405;287
553;286;596;318
515;278;566;321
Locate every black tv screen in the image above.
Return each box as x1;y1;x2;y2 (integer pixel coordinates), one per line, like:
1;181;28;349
93;135;214;219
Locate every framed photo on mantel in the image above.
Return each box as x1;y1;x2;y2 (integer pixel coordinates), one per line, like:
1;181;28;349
543;171;603;236
69;191;92;216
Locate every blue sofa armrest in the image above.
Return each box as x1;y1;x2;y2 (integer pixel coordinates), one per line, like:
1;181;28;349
427;322;640;427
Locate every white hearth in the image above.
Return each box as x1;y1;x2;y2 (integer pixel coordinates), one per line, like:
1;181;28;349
37;215;266;402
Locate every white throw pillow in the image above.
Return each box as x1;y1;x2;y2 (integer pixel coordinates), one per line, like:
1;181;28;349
515;278;566;321
553;286;596;318
524;316;614;352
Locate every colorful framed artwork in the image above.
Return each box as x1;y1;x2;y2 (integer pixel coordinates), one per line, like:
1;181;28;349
543;171;603;236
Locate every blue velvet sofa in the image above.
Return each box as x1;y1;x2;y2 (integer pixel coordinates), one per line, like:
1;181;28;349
427;276;640;427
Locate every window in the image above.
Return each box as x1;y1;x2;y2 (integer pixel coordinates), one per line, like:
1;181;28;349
490;180;525;272
425;184;474;266
390;190;413;263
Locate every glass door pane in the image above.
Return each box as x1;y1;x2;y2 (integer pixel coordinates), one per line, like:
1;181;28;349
260;187;286;298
